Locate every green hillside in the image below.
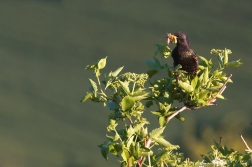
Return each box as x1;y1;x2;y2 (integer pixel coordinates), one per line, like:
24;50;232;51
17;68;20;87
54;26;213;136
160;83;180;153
0;1;251;166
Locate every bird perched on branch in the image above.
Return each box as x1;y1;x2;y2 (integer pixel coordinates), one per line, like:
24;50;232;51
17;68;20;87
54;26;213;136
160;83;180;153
167;32;198;77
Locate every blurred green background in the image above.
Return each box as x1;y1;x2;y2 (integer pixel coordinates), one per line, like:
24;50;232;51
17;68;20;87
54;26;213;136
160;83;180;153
1;0;252;166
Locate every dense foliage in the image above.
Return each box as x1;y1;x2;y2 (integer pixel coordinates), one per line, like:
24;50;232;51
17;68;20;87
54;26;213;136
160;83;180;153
81;42;248;166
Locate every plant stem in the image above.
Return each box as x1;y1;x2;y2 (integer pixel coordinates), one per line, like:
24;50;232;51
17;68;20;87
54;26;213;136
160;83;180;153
166;106;188;123
96;75;106;96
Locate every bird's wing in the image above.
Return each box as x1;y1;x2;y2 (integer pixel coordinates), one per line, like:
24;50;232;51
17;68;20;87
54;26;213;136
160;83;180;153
191;50;198;64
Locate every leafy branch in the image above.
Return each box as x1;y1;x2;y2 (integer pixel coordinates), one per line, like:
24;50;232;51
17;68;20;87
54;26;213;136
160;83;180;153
81;42;243;167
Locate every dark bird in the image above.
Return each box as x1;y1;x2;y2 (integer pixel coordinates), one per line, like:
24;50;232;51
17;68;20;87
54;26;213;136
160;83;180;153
167;32;198;77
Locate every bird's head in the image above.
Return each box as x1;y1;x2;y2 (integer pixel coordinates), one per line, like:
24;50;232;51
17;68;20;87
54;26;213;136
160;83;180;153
167;32;190;46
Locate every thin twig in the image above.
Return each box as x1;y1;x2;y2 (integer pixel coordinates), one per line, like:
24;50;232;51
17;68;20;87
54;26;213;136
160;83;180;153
208;74;232;104
137;139;152;167
128;118;133;125
166;106;188;123
240;134;252;152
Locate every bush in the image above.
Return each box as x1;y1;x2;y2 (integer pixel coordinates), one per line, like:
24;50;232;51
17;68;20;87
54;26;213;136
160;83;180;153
81;38;249;167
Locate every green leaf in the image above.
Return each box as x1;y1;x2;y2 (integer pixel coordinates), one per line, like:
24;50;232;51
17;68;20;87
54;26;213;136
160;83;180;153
119;80;131;95
158;102;171;113
178;80;194;93
121;149;130;162
217;55;224;68
106;102;118;110
203;67;209;84
97;57;107;69
133;122;145;133
145;57;162;70
155;44;172;58
198;65;205;70
138;147;152;157
199;89;211;99
85;64;96;70
200;154;211;163
145;100;153;108
111;66;124;77
158;116;166;127
80;92;93;102
132;91;149;101
121;96;135;111
89;78;98;92
151;111;162;116
191;75;198;89
197;99;208;106
152;137;173;148
223;48;229;65
212;69;220;77
126;125;135;138
147;69;159;78
126;136;134;148
145;60;156;69
224;60;243;67
140;127;148;138
175;114;185;122
98;141;109;160
220;76;233;83
149;127;165;138
216;94;225;99
199;56;209;66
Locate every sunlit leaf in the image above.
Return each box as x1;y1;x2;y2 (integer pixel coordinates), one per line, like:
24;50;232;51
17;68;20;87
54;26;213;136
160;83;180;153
175;114;185;122
224;60;243;68
151;111;162;116
89;78;98;92
178;80;194;93
126;125;135;138
121;96;135;111
132;91;149;101
80;92;93;102
198;65;205;70
140;127;148;138
111;66;124;77
197;99;207;106
152;137;173;148
203;67;209;84
121;149;130;162
158;116;166;127
223;48;229;65
217;55;224;68
155;44;172;58
119;80;131;95
149;127;165;138
191;75;198;89
199;56;209;66
98;57;107;69
216;94;225;99
126;136;134;148
220;77;233;83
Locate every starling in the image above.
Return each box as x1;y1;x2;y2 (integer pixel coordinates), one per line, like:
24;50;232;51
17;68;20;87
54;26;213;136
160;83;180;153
167;32;198;77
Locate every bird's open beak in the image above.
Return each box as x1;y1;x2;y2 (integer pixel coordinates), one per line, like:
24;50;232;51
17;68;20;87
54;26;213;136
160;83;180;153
166;33;177;44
